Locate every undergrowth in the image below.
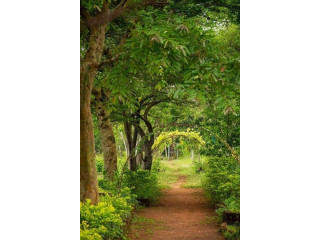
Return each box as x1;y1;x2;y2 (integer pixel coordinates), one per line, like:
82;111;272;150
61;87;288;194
203;156;240;240
80;156;161;240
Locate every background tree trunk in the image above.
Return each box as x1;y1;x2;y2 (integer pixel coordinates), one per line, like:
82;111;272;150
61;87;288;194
124;122;138;171
94;89;117;180
120;131;128;158
80;26;106;204
176;146;179;158
164;145;168;159
191;149;194;161
136;135;143;166
142;141;153;170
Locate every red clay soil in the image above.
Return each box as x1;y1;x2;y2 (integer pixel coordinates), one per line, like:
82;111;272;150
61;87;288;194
128;175;225;240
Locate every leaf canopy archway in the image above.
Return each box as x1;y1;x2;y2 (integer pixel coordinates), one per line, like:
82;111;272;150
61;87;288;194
152;130;205;151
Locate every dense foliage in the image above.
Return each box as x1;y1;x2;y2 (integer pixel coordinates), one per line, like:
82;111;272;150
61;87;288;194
204;157;240;212
152;130;205;151
122;168;161;201
80;194;133;240
80;0;240;238
81;162;161;239
203;156;240;239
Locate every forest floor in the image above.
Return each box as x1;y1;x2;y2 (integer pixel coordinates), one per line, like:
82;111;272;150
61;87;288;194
128;158;224;240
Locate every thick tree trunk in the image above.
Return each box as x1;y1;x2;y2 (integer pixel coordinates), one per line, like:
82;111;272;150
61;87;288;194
80;26;106;204
94;90;117;180
136;150;143;166
142;141;153;170
141;131;154;170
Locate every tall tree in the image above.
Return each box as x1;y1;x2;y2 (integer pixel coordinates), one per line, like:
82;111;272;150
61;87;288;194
80;0;131;204
92;88;117;180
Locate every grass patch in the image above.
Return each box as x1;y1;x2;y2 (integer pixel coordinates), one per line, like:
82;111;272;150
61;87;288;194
131;216;155;230
181;172;204;188
158;160;179;189
200;216;219;225
131;215;168;236
158;157;206;189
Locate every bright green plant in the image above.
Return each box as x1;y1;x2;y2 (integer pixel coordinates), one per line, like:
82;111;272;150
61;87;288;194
95;154;104;173
80;228;103;240
153;130;205;151
222;225;240;240
203;156;239;239
80;199;123;240
80;180;137;240
203;156;240;212
122;169;161;201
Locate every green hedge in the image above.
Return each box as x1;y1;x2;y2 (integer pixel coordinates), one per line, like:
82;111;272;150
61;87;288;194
80;185;136;240
122;169;160;201
81;161;161;240
203;156;240;240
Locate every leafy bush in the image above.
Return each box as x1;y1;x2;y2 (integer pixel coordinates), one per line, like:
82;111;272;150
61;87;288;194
82;158;161;240
80;184;136;240
222;225;240;240
98;159;161;202
80;199;123;240
122;169;160;201
203;156;240;212
96;154;104;173
80;228;103;240
203;156;240;240
192;158;208;173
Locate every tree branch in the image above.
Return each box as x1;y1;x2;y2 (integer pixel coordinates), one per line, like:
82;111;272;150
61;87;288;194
86;0;130;29
143;98;169;119
98;54;119;70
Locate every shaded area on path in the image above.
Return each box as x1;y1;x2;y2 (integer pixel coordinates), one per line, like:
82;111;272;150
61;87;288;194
128;174;224;240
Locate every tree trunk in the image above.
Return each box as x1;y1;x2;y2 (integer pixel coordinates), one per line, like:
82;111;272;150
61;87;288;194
136;150;143;166
94;90;117;180
191;149;194;161
170;144;175;159
136;135;143;166
124;122;138;171
164;145;167;158
142;133;154;171
80;25;106;204
120;131;128;158
176;146;179;158
118;145;122;157
142;141;153;170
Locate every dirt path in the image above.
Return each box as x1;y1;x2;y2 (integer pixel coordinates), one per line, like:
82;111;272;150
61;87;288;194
128;175;225;240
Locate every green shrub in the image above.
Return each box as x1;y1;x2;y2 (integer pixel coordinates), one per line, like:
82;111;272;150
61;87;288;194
83;159;161;239
98;161;161;202
222;225;240;240
192;158;208;173
96;154;104;173
80;199;123;240
80;228;103;240
100;188;135;219
80;182;136;240
123;169;160;201
203;156;240;240
203;156;240;211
